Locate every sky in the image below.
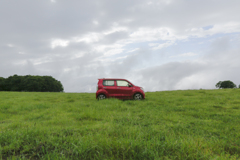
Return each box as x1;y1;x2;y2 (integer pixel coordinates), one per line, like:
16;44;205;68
0;0;240;92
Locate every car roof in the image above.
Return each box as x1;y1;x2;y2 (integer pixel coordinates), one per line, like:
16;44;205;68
98;78;128;81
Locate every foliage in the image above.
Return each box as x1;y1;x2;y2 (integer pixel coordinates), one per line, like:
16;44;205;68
0;77;5;91
215;80;237;89
0;74;63;92
1;90;240;159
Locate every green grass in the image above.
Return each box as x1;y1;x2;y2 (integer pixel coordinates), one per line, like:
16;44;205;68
0;89;240;159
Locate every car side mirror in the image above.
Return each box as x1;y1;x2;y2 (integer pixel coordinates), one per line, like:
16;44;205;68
128;84;132;87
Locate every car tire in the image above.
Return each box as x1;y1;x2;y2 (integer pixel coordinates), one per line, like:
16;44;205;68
98;94;106;100
133;93;143;100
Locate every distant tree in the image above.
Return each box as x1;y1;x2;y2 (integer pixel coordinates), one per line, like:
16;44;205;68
215;80;236;89
239;84;240;88
0;77;6;91
1;75;64;92
22;75;41;91
6;74;24;91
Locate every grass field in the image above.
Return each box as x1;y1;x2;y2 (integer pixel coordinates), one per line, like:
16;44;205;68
0;89;240;159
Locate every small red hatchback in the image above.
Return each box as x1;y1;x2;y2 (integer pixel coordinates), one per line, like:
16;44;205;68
96;78;145;100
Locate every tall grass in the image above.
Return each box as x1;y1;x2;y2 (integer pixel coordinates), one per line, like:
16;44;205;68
0;89;240;159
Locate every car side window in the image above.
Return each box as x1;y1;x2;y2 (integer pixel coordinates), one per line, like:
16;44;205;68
103;80;115;86
117;80;129;87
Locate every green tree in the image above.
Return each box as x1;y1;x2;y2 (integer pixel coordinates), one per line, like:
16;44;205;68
41;76;64;92
9;74;24;91
2;75;64;92
215;80;236;89
22;76;41;91
0;77;6;91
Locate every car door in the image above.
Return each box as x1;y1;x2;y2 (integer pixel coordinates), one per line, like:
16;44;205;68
116;80;133;99
102;80;117;97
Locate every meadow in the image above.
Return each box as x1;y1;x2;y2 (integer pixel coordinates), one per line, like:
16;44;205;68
0;89;240;159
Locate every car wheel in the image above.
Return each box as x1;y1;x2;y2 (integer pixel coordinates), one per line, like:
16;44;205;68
133;93;142;100
98;94;106;100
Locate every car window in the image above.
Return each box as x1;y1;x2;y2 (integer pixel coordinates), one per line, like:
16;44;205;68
103;80;115;86
117;80;129;86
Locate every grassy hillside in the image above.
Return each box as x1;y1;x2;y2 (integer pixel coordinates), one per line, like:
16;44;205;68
0;89;240;159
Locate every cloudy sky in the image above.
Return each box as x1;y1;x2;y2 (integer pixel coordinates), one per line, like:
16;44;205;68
1;0;240;92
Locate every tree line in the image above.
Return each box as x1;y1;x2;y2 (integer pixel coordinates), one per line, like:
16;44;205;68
0;75;63;92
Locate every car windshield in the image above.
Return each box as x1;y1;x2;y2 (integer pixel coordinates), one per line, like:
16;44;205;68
128;80;134;86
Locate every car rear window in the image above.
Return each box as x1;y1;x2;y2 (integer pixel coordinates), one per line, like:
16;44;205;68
103;80;115;86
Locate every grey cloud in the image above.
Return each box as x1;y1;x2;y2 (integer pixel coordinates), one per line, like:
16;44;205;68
107;49;153;77
134;36;240;91
135;61;206;91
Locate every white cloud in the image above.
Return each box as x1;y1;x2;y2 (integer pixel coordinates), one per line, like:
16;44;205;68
73;26;128;44
149;41;175;50
170;52;198;58
103;26;128;35
129;27;179;42
127;48;139;53
210;22;240;34
92;20;99;25
185;22;240;38
74;33;102;43
7;44;14;47
103;48;124;56
18;52;25;55
51;39;69;49
94;44;125;57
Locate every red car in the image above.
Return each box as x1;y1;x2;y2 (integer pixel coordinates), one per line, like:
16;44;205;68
96;78;145;100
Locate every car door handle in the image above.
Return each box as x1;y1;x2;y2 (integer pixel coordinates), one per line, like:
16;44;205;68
117;87;121;89
103;87;106;89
